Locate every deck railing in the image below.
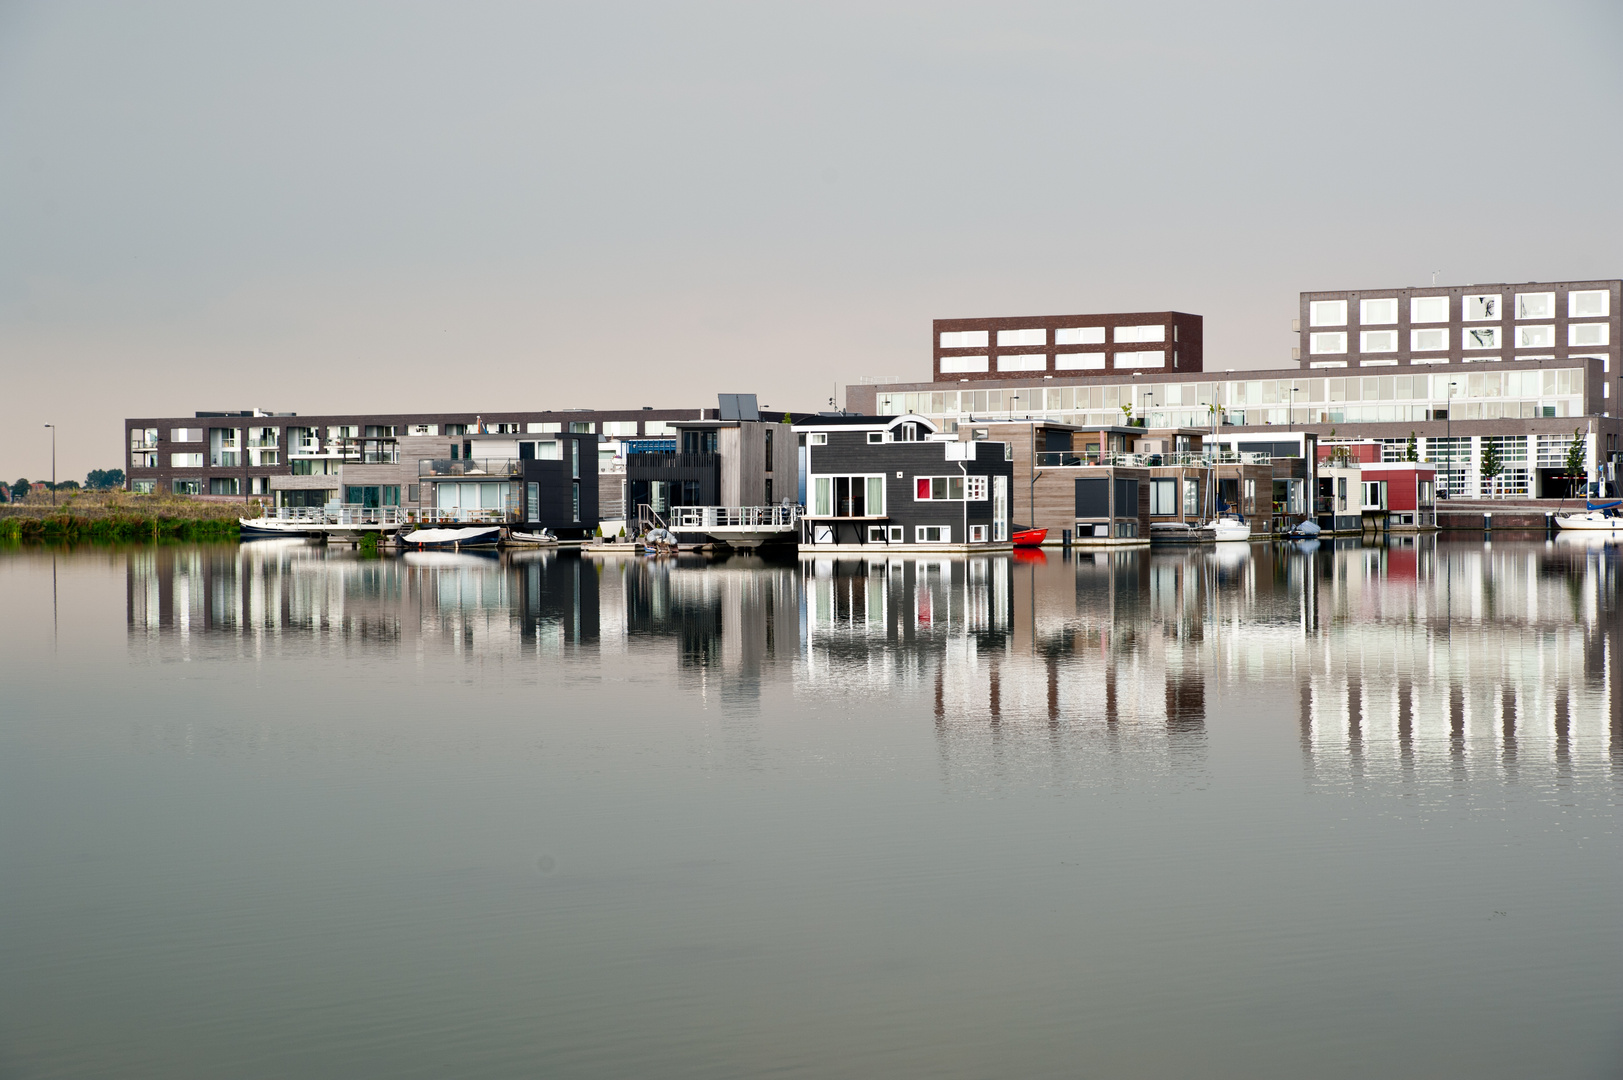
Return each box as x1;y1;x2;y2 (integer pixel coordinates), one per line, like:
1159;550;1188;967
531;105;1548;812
668;505;802;530
1033;450;1274;468
418;458;524;478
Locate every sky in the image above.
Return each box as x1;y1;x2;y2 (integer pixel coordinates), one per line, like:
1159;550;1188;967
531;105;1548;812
2;0;1621;483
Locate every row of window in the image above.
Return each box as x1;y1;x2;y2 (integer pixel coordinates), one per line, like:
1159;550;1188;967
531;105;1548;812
941;350;1173;374
880;367;1585;417
1310;323;1610;354
808;474;995;518
940;325;1174;349
144;420;673;444
1309;290;1611;327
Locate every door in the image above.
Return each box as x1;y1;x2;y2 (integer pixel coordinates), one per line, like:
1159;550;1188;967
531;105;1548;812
993;476;1008;542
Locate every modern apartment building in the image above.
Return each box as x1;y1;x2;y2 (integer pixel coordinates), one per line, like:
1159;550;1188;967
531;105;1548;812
933;311;1202;382
1297;279;1620;373
124;407;712;514
848;290;1623;506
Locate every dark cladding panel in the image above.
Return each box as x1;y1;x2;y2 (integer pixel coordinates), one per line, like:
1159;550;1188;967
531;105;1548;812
1075;478;1109;517
1114;479;1138;516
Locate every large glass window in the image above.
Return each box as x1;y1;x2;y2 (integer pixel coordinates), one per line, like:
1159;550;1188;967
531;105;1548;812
940;330;989;348
1568;290;1609;318
1463;294;1500;321
997;328;1046;346
1310;300;1347;326
1360;330;1397;352
1410;296;1449;323
1569;323;1609;347
1359;298;1397;324
811;475;884;516
1054;326;1106;345
1310;332;1348;354
1515;292;1554;319
1149;479;1177;515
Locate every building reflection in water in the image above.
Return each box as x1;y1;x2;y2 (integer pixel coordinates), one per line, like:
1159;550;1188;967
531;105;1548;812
125;534;1619;780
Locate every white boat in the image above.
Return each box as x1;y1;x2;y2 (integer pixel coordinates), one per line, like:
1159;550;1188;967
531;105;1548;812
507;529;558;546
1554;510;1623;532
397;526;501;549
1206;515;1251;542
240;516;322;538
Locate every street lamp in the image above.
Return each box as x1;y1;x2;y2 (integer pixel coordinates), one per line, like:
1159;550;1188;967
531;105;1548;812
44;424;55;506
1290;387;1299;437
1445;382;1457;497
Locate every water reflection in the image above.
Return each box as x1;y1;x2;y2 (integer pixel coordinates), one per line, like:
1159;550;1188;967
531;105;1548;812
125;536;1622;779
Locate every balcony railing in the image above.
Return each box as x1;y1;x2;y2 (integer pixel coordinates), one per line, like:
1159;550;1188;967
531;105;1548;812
418;458;524;478
626;452;719;471
210;452;240;467
668;505;802;529
1033;450;1274;468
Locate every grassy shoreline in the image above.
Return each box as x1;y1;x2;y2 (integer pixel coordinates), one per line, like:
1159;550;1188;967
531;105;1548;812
0;492;255;543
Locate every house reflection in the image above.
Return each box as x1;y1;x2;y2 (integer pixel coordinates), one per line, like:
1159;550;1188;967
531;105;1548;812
123;535;1621;777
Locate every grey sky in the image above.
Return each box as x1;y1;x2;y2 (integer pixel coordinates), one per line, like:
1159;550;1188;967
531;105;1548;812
2;0;1620;481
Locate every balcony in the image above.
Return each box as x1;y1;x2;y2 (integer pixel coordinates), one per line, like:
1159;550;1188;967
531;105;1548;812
210;452;240;467
418;458;523;478
626;452;719;471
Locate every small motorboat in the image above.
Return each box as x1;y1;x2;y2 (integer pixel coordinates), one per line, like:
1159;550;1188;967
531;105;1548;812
507;528;559;546
239;516;321;538
1012;527;1048;548
397;526;501;550
1280;518;1321;540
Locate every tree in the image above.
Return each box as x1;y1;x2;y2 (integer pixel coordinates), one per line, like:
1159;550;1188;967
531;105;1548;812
1405;432;1418;462
1565;428;1586;492
86;468;125;490
1120;403;1134;425
12;478;28;502
1479;437;1503;497
52;479;80;491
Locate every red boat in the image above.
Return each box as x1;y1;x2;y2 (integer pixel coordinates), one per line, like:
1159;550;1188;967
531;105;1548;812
1012;527;1048;548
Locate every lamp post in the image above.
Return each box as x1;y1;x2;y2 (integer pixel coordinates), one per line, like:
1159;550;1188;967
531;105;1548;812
1290;387;1299;436
44;424;55;506
1445;382;1457;497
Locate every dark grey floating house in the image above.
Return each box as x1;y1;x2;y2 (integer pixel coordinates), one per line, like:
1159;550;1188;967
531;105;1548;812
795;414;1014;552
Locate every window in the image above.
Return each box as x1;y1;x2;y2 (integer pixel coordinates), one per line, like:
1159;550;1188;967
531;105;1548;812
940;330;990;348
131;451;158;469
1114;324;1166;343
130;428;159;449
569;422;593;434
1463;294;1500;321
172;479;201;495
1184;479;1199;516
915;476;966;500
965;476;988;501
940;355;989;373
1116;350;1165;367
1362;481;1386;510
764;427;773;471
1411;296;1449;323
209;478;239;496
1149;478;1177;515
916;525;949;543
1411;328;1449;351
1516;324;1554;349
1055;353;1105;369
526;422;560;434
1054;326;1106;345
809;432;828;445
1360;298;1398;324
812;475;885;516
170;452;203;468
997;354;1047;371
969;524;988;542
867;525;889;542
996;328;1045;346
1311;333;1348;354
133;479;156;494
1515;292;1554;320
1359;330;1397;352
1464;327;1499;350
170;428;203;443
1570;323;1609;346
1569;290;1609;318
867;431;884;443
1310;300;1347;326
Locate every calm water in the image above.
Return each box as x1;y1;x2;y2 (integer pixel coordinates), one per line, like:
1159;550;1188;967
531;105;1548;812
1;536;1619;1079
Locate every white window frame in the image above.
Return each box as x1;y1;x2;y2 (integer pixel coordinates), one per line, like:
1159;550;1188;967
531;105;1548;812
969;524;988;543
1515;292;1554;320
996;354;1047;372
914;475;967;501
170;452;203;468
1463;327;1499;350
1116;350;1165;368
1359;330;1397;353
1054;326;1106;345
1055;352;1105;370
1410;296;1449;324
811;474;886;517
940;330;990;348
809;432;828;445
1516;325;1554;349
965;475;988;501
915;525;950;544
1411;328;1449;351
1569;323;1609;347
1462;294;1500;321
1310;332;1348;354
940;355;989;374
1359;298;1398;325
996;328;1046;347
1113;324;1166;343
1568;290;1609;318
1309;300;1347;327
